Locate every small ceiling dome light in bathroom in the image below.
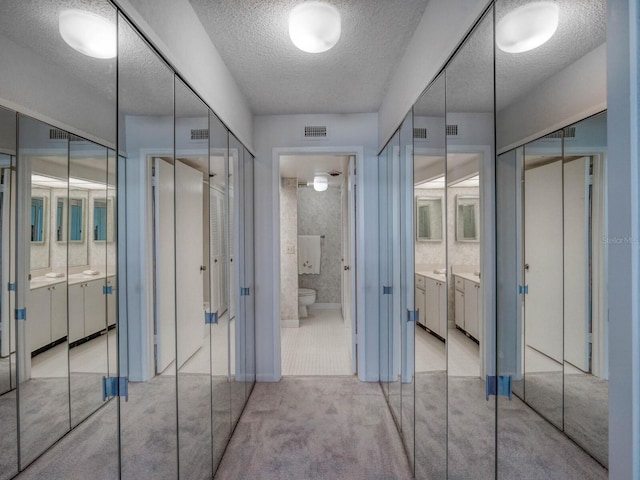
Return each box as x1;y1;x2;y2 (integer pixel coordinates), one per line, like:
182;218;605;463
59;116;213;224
59;9;117;59
289;2;341;53
313;175;329;192
496;1;559;53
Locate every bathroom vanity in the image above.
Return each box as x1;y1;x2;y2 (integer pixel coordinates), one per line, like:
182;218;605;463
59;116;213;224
415;269;447;339
453;272;480;341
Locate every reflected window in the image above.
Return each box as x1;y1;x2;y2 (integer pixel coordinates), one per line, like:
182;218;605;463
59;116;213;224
31;197;44;243
70;199;83;242
94;199;107;241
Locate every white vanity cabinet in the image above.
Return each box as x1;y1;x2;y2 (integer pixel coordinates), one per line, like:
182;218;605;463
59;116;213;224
416;273;446;338
28;282;67;352
68;276;114;343
453;273;481;341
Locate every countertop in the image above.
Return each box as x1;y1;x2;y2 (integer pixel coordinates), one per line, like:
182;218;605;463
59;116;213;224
415;269;447;283
30;272;114;290
453;272;481;284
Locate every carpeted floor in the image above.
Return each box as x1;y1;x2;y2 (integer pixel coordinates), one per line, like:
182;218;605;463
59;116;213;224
213;376;413;480
0;388;18;480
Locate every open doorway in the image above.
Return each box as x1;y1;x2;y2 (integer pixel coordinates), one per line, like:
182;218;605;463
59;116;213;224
278;154;356;375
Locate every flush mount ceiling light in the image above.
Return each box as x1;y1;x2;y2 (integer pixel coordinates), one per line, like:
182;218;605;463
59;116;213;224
289;2;341;53
313;175;329;191
59;9;116;59
496;1;559;54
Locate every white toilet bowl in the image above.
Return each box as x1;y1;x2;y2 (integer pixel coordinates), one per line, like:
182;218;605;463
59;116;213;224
298;288;316;318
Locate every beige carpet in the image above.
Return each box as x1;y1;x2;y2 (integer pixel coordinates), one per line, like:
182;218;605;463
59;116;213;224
214;376;413;480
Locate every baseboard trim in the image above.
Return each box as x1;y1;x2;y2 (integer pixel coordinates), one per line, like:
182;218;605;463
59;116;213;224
311;303;341;309
281;319;300;328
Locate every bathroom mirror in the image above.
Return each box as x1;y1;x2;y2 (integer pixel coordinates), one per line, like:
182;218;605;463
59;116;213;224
415;196;443;242
92;197;114;242
455;195;479;242
55;198;66;242
30;197;46;243
69;197;84;242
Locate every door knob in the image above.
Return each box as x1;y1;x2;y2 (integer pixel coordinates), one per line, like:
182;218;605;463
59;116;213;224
344;266;350;271
200;265;207;272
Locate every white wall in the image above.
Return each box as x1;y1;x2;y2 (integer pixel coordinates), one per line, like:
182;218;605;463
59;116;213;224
253;113;379;382
606;1;640;478
113;0;254;151
377;0;491;149
497;44;607;153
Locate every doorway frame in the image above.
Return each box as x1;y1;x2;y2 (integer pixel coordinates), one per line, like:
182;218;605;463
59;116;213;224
272;146;364;379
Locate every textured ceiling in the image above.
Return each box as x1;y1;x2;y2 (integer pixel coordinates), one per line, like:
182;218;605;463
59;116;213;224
280;154;349;186
188;0;430;115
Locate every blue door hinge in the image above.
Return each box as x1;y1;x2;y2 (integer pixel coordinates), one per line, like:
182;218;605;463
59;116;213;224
103;285;113;295
205;311;218;325
8;282;15;292
102;376;128;401
240;287;250;296
383;286;392;295
407;309;419;323
518;285;528;295
486;375;512;400
15;308;26;321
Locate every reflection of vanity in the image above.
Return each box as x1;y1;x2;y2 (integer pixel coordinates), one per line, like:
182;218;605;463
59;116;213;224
415;269;447;339
453;272;480;341
28;273;116;352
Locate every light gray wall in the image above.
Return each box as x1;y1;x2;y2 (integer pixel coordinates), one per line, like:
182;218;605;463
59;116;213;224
377;0;491;150
606;1;640;478
253;112;379;382
497;44;607;153
297;186;342;304
113;0;253;151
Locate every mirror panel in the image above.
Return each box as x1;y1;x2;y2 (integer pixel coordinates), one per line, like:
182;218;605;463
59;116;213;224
455;195;479;242
117;13;178;480
68;137;110;428
445;8;494;478
19;114;70;468
209;111;231;468
242;147;255;399
174;77;213;480
416;196;443;242
413;74;447;480
0;107;18;480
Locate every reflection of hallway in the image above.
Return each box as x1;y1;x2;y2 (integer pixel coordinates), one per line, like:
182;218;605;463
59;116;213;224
281;307;351;376
415;326;479;376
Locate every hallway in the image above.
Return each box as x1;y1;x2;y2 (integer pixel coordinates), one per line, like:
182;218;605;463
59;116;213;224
213;376;412;480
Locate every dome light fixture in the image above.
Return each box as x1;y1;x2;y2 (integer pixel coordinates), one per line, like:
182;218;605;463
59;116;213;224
59;9;117;59
496;1;559;54
313;175;329;192
289;2;341;53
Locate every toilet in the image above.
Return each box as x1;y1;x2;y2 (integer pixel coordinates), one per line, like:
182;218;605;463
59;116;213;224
298;288;316;318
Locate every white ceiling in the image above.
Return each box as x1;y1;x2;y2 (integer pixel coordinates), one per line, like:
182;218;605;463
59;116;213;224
188;0;430;115
280;154;349;186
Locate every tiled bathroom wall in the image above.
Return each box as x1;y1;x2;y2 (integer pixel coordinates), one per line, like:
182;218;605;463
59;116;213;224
298;186;342;304
280;178;298;323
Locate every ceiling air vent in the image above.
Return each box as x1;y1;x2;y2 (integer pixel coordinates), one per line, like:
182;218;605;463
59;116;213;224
49;129;83;141
543;127;576;140
414;127;427;139
446;124;458;136
304;126;327;139
191;128;209;141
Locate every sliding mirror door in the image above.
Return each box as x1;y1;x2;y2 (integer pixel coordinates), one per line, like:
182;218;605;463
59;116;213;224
209;112;232;468
175;78;213;480
445;8;495;478
0;107;18;480
117;14;178;480
413;74;447;480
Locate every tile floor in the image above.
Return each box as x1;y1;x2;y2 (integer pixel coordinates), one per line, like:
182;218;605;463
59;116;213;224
415;325;480;377
280;307;352;376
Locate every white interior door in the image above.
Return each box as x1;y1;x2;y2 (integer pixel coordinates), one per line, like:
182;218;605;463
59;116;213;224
175;159;205;368
349;156;357;374
563;157;590;371
524;160;563;363
155;158;176;373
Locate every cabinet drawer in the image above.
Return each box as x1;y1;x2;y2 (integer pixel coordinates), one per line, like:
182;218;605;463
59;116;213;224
415;274;425;289
455;276;464;292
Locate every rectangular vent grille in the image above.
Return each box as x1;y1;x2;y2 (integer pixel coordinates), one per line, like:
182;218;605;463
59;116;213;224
304;126;327;138
414;128;427;139
49;129;82;141
446;124;458;136
543;127;576;139
191;128;209;141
